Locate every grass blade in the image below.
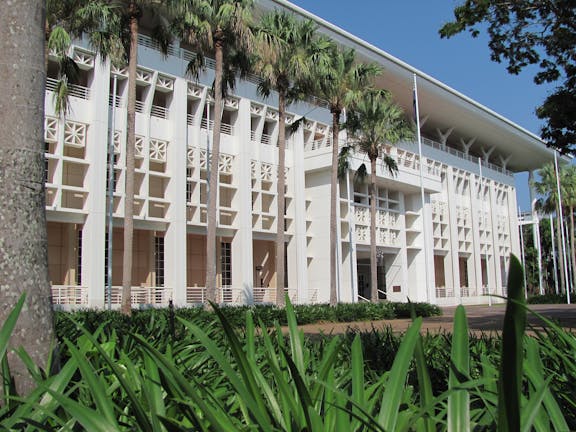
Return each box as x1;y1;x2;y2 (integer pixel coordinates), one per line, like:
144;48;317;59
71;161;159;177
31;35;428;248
497;254;526;432
411;302;436;432
377;317;422;431
448;305;470;431
0;294;26;362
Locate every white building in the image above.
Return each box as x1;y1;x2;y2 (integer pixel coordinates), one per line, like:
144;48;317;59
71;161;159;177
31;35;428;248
46;0;556;309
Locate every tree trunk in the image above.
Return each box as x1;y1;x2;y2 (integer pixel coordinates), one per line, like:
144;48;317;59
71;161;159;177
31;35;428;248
370;158;378;302
275;89;287;307
329;110;340;306
205;31;224;308
569;206;576;291
556;207;565;294
122;5;139;316
0;0;55;395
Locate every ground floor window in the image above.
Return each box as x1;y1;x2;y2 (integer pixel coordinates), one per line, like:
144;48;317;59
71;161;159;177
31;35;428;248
76;229;82;285
221;242;231;286
155;236;165;287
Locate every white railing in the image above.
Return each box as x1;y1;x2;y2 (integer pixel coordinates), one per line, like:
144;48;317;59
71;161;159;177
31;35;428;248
135;100;145;114
261;133;272;145
200;118;234;135
137;34;179;57
187;114;197;126
186;286;206;304
108;94;123;108
151;105;169;119
435;286;454;298
460;286;478;298
421;136;512;176
46;77;91;100
105;286;173;305
250;130;257;142
253;287;276;303
51;285;89;305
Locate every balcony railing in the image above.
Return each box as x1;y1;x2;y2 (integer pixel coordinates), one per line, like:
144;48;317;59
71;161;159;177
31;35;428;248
187;114;197;126
200;118;234;135
151;104;169;119
435;286;454;298
135;100;145;114
421;136;512;176
105;286;173;305
108;94;123;108
46;77;91;100
51;285;89;305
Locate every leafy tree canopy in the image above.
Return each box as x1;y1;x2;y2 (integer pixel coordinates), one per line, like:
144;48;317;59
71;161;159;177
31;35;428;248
439;0;576;154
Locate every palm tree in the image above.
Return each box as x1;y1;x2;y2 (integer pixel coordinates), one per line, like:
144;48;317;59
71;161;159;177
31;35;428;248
533;162;568;293
173;0;253;307
45;0;117;115
0;0;54;394
315;46;380;306
343;89;413;302
89;1;172;315
561;165;576;290
253;11;330;306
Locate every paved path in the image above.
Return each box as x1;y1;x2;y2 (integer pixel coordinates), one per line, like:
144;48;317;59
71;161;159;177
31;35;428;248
294;304;576;336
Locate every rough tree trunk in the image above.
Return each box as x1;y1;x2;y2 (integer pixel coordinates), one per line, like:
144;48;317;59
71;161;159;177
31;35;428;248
556;207;566;294
275;89;287;307
570;206;575;291
329;109;340;306
370;157;378;302
205;31;224;307
122;4;139;315
0;0;55;395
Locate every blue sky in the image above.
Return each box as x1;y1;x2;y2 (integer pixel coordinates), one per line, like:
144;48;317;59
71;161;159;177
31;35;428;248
288;0;557;210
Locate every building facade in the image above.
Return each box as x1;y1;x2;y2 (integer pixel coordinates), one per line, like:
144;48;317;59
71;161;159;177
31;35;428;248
46;0;555;309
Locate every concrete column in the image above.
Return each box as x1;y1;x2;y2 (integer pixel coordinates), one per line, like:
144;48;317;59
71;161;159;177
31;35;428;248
164;77;188;306
488;179;503;296
83;55;110;307
289;123;309;304
233;98;254;303
445;167;461;302
469;173;484;298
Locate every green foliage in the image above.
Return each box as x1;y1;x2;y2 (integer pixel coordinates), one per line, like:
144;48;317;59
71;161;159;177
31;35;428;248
3;258;576;430
440;0;576;152
54;301;438;344
528;292;575;304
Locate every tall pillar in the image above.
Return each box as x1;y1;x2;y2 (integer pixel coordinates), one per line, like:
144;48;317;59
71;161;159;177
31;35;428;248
233;98;254;303
83;56;110;308
445;167;461;302
469;172;484;298
289;121;309;304
488;179;503;296
164;77;188;306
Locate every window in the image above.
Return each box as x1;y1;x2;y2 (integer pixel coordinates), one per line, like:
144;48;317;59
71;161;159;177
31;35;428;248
76;229;82;285
155;236;165;287
221;242;231;287
106;153;118;192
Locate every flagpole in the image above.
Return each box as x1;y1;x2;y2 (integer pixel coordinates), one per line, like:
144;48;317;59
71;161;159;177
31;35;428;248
550;214;559;295
553;150;570;304
478;158;492;306
518;207;528;299
413;74;431;303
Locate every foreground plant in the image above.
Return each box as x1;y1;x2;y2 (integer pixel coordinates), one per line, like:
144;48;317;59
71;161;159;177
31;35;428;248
1;255;573;430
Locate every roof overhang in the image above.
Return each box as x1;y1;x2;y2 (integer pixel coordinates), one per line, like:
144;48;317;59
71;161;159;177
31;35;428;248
263;0;568;172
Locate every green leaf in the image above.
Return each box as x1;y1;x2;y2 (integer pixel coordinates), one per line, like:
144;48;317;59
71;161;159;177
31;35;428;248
0;294;26;362
497;254;526;432
43;389;120;432
410;301;436;432
378;317;422;431
448;305;470;430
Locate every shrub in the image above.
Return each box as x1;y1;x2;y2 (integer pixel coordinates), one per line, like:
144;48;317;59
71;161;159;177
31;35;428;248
527;292;575;304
